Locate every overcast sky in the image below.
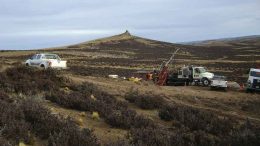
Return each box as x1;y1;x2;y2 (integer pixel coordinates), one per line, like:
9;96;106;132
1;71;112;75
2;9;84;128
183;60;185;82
1;0;260;50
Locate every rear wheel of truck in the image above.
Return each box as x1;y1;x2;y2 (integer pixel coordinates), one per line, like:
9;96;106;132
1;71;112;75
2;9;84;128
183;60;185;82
40;64;45;69
202;78;210;86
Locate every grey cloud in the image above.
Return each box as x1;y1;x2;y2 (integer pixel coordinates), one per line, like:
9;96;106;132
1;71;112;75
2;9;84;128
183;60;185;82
0;0;259;49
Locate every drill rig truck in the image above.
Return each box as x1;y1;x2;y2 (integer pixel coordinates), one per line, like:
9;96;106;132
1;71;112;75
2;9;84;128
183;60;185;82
154;48;214;86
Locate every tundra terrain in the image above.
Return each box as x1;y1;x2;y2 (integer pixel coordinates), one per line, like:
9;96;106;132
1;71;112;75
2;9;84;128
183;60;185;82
0;31;260;146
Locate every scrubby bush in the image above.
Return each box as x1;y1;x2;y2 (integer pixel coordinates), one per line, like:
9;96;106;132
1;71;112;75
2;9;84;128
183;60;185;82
21;99;99;146
0;99;31;145
105;108;155;129
46;83;155;129
159;104;234;136
125;88;139;103
125;88;164;109
0;91;13;103
0;93;99;146
0;66;67;95
46;91;96;111
158;105;175;121
230;119;260;146
104;139;131;146
0;137;12;146
48;127;98;146
129;127;174;146
129;126;230;146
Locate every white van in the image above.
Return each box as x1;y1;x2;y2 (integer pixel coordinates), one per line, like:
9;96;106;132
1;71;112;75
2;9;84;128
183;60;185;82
246;68;260;92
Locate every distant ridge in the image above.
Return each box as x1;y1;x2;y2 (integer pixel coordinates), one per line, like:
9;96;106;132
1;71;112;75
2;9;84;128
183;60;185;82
181;35;260;46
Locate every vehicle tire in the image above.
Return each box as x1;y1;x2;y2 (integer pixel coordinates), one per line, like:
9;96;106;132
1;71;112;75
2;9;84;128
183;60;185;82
185;80;190;86
40;64;45;69
165;80;169;86
246;88;251;93
202;78;210;86
25;63;29;67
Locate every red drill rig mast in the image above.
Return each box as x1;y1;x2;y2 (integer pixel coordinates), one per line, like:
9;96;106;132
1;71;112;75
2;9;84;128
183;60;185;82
157;48;181;85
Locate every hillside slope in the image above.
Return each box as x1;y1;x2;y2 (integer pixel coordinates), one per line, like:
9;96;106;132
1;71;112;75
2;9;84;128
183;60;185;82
1;31;259;82
185;35;260;47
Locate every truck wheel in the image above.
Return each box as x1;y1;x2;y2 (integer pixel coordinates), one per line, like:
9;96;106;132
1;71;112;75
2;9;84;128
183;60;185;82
25;63;29;67
202;78;210;86
40;64;45;69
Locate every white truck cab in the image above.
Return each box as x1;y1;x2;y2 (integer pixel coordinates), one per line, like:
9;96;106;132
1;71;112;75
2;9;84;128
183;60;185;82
246;68;260;92
178;66;214;86
25;53;67;69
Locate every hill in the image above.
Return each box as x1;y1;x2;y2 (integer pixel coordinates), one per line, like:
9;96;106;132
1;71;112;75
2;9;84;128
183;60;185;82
1;31;260;82
47;31;259;82
184;35;260;47
0;31;260;145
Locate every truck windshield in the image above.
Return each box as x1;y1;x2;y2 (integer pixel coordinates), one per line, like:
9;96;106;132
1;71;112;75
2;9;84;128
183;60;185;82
250;71;260;77
198;68;206;73
45;55;58;59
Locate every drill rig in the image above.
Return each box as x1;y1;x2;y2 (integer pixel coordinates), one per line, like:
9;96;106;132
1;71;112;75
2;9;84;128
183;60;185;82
154;48;214;86
156;48;180;85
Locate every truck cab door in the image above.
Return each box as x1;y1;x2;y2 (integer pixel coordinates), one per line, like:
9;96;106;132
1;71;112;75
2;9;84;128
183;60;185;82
33;55;42;66
193;68;200;79
29;55;38;66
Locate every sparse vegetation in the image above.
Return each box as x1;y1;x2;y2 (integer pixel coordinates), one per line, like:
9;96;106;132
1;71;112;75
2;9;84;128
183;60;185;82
0;66;67;95
125;88;164;109
46;82;155;129
0;33;260;145
22;99;99;146
0;96;99;146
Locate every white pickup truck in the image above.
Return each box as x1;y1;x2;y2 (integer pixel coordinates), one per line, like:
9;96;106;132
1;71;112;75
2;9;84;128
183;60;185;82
210;75;228;90
246;68;260;92
25;53;67;69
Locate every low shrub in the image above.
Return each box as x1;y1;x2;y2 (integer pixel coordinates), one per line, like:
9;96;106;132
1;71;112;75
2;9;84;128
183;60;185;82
159;104;234;136
0;94;99;146
129;127;226;146
48;127;98;146
0;137;12;146
0;91;13;103
230;119;260;146
0;66;67;95
21;99;99;146
46;83;155;129
129;127;174;146
125;88;164;109
0;99;31;145
46;91;96;112
105;108;155;129
104;139;131;146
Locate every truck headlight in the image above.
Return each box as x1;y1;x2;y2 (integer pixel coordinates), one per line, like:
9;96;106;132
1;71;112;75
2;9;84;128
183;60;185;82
247;81;252;87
